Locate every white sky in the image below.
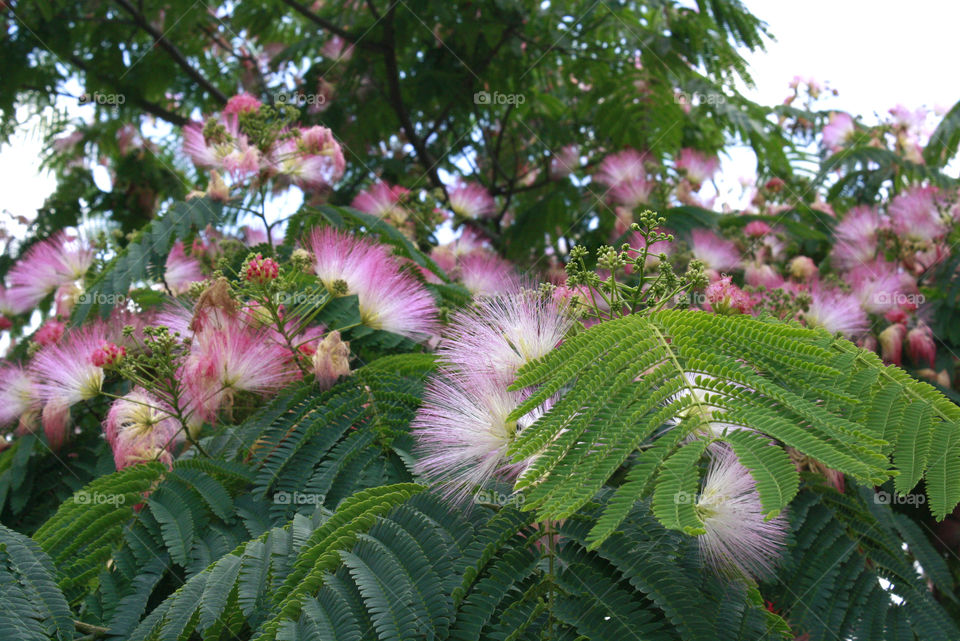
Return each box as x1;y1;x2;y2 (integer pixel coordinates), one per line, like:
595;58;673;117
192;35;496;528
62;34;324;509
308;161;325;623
2;2;958;227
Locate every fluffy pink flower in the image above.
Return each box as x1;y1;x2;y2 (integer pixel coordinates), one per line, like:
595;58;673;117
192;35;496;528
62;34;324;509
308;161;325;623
690;229;741;276
222;93;262;116
430;228;487;275
457;252;516;297
743;220;771;238
804;287;869;338
594;149;652;208
90;342;126;368
183;117;263;181
744;262;783;289
182;319;297;424
0;365;40;433
696;444;787;580
31;324;109;407
165;240;205;295
268;126;346;191
351;181;409;219
888;186;948;244
311;331;351;390
847;261;909;315
104;389;180;470
549;144;580;179
675;148;719;187
308;228;437;340
448;182;496;219
787;256;818;281
831;206;884;269
5;233;94;314
34;320;66;346
438;292;573;388
822;112;855;152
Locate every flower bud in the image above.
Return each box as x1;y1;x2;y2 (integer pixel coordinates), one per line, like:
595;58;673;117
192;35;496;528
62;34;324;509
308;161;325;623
244;253;280;284
744;220;771;238
878;324;906;366
906;325;936;368
311;331;351;390
788;256;817;281
90;341;126;367
34;320;66;346
704;276;752;314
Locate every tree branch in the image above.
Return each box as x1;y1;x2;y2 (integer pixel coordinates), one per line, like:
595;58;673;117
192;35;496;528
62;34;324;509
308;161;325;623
113;0;227;104
280;0;384;50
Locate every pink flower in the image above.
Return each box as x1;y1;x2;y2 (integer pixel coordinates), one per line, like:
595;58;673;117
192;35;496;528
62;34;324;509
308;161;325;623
165;240;205;295
704;277;752;314
243;253;279;284
5;233;94;314
847;261;909;315
182;118;263;181
690;229;741;276
888;186;948;244
594;149;652;208
104;389;180;470
448;182;496;219
222;93;262;116
696;444;787;580
550;144;580;179
267;126;345;191
744;262;783;289
906;325;936;368
90;341;126;368
182;318;297;424
31;324;109;407
804;287;869;338
351;181;409;220
822;112;855;152
675;148;719;187
34;320;66;346
743;220;771;238
0;365;40;433
321;36;354;62
308;227;437;340
831;206;884;269
457;252;516;297
438;292;573;388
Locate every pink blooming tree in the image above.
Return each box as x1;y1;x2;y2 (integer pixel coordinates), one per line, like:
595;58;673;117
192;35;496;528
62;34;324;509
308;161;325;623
1;2;960;640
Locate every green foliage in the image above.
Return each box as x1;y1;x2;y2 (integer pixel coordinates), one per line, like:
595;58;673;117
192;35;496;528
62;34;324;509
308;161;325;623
506;310;960;544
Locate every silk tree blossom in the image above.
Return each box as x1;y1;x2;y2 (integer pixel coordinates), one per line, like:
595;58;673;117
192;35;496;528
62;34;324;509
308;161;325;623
831;206;884;269
34;320;66;346
594;149;653;208
31;324;109;408
5;232;94;314
351;181;410;220
888;186;949;244
549;144;580;179
181;318;298;424
438;293;574;387
430;228;487;274
183;116;262;181
804;287;869;338
821;112;856;152
879;323;907;366
311;331;351;390
906;325;936;368
457;252;517;297
165;240;205;295
696;444;787;580
308;227;437;340
847;261;914;315
448;182;496;219
690;229;741;277
267;126;346;191
704;277;752;314
675;148;719;187
104;389;180;469
0;365;40;433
